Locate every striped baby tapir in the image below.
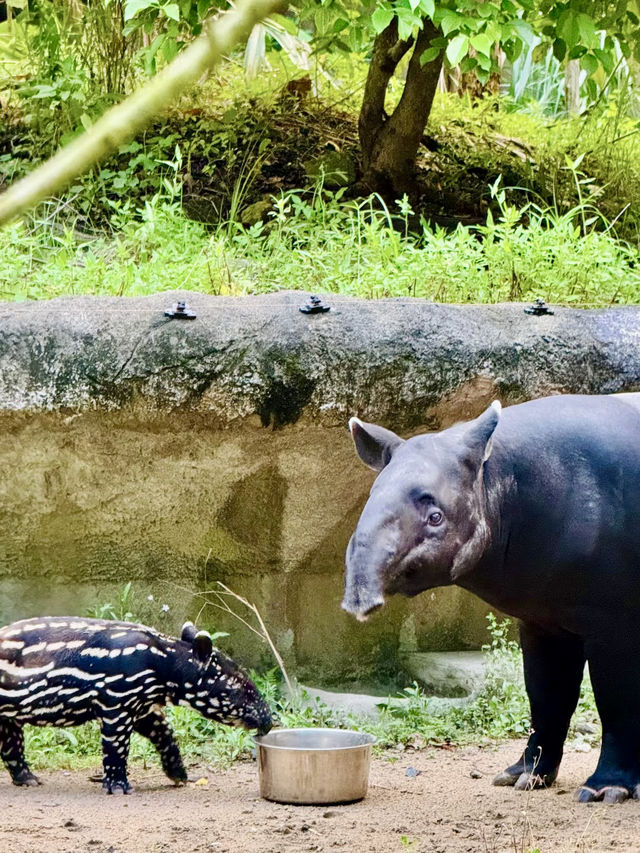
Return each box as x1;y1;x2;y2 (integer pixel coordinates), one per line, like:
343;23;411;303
0;617;272;794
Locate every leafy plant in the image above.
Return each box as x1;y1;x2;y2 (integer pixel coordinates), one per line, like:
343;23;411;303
87;581;138;623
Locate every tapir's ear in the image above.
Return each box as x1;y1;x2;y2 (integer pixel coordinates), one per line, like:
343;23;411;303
349;417;405;472
193;630;213;664
462;401;501;471
181;621;198;643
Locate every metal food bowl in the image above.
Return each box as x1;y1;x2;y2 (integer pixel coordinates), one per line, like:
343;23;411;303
253;728;376;805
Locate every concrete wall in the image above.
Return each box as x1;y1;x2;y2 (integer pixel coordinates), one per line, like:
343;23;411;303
1;292;639;685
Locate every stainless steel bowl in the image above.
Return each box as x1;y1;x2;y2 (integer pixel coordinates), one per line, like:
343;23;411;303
253;728;376;805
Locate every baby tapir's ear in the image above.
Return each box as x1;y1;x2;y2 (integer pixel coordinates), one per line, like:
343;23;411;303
181;622;198;643
461;401;501;472
349;417;405;472
193;630;213;664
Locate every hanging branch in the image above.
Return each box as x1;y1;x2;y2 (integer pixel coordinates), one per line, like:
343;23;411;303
195;581;295;698
0;0;284;226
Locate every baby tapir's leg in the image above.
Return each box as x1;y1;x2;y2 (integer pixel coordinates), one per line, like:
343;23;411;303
0;720;40;786
134;710;187;784
101;717;134;794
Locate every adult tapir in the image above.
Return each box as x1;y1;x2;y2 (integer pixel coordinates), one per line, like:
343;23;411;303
342;393;640;804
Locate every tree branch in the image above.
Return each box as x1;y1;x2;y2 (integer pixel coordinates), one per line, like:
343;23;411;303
0;0;285;226
359;18;414;164
385;19;443;156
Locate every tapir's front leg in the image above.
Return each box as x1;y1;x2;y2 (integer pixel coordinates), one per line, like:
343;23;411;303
101;717;133;794
0;720;40;787
494;623;585;790
134;709;187;784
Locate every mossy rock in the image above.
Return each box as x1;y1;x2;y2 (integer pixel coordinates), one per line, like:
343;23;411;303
240;200;273;226
304;151;357;189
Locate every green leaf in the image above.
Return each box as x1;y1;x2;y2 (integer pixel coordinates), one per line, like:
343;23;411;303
594;47;614;73
440;12;464;36
558;10;580;49
470;32;492;57
333;18;349;33
531;42;547;62
420;45;441;65
409;0;421;11
419;0;435;17
162;35;179;60
568;44;586;59
506;39;522;62
483;20;501;43
477;3;494;18
124;0;155;21
581;53;598;76
396;7;419;40
371;7;394;33
163;2;180;21
553;37;566;61
459;55;477;72
446;33;469;66
576;13;597;48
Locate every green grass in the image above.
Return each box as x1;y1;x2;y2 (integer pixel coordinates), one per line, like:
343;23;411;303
2;174;639;306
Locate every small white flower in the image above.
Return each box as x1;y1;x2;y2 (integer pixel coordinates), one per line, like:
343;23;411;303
147;594;154;602
161;604;170;613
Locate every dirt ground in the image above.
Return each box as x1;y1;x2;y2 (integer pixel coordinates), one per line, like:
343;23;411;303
1;740;639;853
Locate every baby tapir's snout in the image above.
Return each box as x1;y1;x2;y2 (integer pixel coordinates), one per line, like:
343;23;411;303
0;617;272;794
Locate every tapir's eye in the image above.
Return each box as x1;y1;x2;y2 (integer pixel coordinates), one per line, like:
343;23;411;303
427;510;443;526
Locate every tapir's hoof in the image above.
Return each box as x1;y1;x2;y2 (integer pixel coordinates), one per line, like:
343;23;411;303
575;785;629;803
493;768;556;789
12;770;41;787
493;770;519;787
103;779;133;795
167;766;188;785
514;772;551;790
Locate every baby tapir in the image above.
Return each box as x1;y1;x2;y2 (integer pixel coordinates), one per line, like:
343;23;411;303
0;617;272;793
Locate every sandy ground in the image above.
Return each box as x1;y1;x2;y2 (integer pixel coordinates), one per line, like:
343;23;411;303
1;741;639;853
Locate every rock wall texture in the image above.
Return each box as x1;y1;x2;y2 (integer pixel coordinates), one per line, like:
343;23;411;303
1;291;639;684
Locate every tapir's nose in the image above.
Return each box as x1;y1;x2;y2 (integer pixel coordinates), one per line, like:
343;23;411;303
342;545;385;620
342;597;385;622
343;501;397;619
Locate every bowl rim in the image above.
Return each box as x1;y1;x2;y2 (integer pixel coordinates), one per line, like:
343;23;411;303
253;727;377;752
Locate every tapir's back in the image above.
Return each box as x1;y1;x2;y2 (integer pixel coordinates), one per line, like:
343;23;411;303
493;393;640;482
0;617;168;724
477;394;640;623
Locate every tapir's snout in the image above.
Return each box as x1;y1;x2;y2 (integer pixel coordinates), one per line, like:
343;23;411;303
342;535;386;621
341;591;385;622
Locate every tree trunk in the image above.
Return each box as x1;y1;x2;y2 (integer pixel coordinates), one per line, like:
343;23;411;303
359;19;444;197
564;59;581;115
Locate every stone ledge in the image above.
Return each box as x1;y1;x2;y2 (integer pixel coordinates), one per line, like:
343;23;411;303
1;291;639;426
